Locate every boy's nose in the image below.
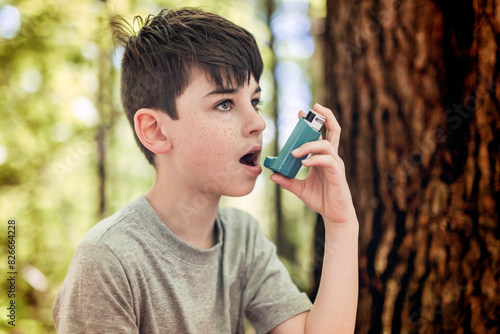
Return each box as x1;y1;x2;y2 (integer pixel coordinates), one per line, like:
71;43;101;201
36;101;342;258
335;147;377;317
245;108;266;136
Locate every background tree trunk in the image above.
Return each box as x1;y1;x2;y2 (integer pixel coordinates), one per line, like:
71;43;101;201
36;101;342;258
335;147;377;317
318;0;499;332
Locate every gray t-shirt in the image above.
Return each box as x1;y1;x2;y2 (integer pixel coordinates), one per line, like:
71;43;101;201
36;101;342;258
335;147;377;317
53;195;312;333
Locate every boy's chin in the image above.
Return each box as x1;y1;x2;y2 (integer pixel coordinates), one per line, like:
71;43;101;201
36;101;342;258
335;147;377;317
223;181;257;197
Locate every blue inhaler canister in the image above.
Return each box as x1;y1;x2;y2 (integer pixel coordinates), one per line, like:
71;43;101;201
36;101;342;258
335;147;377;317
264;109;326;178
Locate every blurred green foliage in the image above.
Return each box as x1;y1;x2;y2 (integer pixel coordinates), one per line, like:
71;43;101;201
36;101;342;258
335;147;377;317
0;0;324;332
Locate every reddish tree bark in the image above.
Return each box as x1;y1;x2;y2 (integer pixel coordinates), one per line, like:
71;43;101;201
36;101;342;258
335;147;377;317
316;0;500;332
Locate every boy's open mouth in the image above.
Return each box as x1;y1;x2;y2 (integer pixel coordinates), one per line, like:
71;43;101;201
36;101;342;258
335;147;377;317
239;150;260;167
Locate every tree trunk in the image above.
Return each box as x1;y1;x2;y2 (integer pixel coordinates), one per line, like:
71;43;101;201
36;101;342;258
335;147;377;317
95;0;117;218
318;0;499;332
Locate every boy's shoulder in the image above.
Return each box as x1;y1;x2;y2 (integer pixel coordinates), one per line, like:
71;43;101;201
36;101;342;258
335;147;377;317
81;195;146;245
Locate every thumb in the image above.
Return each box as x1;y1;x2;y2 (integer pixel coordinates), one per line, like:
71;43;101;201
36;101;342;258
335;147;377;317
269;173;304;199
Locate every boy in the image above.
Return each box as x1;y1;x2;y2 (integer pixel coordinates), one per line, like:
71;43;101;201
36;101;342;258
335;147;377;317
53;8;359;334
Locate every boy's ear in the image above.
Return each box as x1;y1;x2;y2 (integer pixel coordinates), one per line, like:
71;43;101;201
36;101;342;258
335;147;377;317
134;108;172;154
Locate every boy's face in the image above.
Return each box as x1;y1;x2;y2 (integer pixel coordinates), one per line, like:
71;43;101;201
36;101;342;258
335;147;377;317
161;68;266;198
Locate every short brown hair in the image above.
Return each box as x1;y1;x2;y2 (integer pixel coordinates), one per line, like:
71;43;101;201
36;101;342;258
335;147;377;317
112;8;264;165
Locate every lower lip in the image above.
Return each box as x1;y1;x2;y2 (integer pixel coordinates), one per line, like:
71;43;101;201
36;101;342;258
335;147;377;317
242;163;262;176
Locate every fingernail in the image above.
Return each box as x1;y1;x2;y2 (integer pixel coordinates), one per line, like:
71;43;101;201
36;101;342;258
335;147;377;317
315;103;324;108
292;148;301;156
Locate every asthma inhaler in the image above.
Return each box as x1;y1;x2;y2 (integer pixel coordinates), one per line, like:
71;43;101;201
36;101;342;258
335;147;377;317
264;109;326;178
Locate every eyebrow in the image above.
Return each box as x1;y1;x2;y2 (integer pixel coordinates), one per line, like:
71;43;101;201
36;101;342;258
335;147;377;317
203;86;261;98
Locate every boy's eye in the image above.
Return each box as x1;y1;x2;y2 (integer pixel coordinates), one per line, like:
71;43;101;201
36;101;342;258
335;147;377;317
216;100;232;112
252;98;262;111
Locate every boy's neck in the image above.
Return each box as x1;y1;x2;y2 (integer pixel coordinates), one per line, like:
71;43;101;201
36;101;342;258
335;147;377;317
145;174;220;250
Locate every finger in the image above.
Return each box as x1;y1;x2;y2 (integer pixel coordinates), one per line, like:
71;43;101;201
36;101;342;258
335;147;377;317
302;154;344;173
291;140;335;158
269;173;305;198
312;103;341;152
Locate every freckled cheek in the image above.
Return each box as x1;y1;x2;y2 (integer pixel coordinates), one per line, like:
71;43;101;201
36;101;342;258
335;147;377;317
185;128;234;167
222;127;238;138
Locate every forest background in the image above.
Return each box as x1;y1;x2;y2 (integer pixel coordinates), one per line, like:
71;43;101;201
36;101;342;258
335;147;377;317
0;0;499;333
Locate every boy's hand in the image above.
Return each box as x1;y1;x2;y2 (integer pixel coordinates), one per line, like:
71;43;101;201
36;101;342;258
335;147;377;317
269;103;357;225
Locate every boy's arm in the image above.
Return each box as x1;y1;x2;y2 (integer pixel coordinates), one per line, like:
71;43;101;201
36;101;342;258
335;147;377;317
269;104;359;334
